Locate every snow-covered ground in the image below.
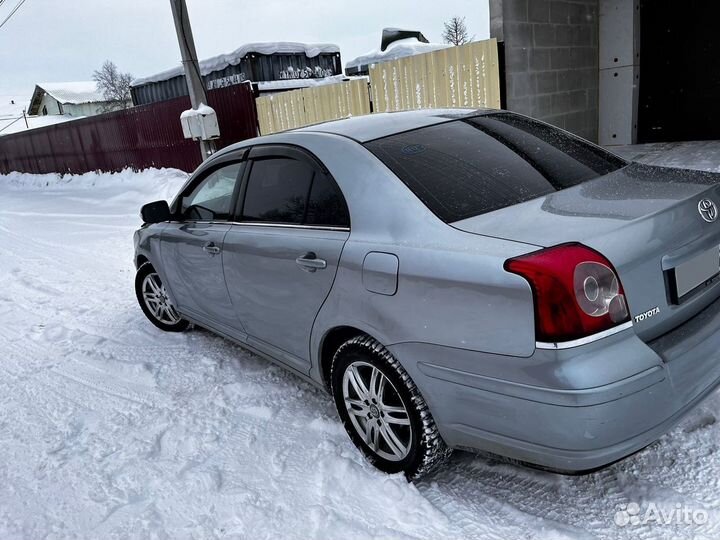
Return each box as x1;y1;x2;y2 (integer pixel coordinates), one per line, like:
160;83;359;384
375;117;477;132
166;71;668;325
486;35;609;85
1;156;719;539
0;95;79;136
613;141;720;172
0;95;30;134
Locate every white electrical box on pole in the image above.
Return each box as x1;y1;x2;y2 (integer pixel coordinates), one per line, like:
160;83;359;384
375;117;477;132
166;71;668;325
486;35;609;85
169;0;218;161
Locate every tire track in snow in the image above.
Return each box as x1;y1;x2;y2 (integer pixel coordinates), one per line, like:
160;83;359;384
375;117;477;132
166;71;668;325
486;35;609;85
50;360;168;409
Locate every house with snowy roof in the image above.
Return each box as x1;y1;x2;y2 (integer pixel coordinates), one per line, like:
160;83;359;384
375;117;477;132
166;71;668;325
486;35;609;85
27;82;129;118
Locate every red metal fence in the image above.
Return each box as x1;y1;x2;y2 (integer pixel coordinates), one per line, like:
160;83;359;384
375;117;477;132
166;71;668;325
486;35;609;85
0;83;258;175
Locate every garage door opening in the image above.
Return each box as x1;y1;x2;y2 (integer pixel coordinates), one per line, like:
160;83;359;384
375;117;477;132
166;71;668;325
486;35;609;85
638;0;720;142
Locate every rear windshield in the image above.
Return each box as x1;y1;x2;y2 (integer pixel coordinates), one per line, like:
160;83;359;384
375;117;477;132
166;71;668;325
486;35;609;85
364;112;626;223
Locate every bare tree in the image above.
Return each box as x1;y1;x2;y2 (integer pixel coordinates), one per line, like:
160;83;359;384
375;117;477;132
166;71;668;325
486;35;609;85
442;16;473;46
93;61;133;110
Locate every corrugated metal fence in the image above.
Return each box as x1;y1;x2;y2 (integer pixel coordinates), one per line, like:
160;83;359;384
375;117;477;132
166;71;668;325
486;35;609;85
369;39;501;113
256;39;501;135
0;83;258;175
1;40;501;173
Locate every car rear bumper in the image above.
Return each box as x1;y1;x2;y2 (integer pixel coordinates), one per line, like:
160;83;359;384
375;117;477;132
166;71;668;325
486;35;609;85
388;297;720;473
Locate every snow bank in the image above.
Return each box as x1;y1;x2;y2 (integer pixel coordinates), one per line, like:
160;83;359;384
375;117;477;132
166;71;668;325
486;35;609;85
132;42;341;86
0;167;188;202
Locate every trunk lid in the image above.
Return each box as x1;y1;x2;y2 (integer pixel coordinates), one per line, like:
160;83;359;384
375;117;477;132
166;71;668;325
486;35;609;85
454;163;720;342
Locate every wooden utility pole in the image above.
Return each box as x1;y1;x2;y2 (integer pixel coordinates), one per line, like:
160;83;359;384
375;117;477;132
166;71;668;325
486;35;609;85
169;0;215;160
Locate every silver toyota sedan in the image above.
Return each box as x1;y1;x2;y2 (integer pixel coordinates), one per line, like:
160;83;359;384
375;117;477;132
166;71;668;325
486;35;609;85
134;109;720;479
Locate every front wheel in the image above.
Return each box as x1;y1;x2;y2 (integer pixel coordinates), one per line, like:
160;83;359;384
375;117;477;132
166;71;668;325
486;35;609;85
135;263;188;332
331;335;452;480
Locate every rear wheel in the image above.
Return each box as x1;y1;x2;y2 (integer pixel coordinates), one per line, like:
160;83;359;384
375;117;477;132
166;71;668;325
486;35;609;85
330;335;452;480
135;263;188;332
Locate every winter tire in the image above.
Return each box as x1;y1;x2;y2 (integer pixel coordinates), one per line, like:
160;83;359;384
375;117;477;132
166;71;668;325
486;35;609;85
135;262;189;332
331;334;452;480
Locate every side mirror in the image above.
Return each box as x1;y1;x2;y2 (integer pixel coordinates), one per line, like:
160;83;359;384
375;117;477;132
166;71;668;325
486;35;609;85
140;200;171;223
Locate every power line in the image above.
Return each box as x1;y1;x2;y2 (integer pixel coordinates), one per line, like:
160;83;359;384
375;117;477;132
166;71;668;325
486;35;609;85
0;115;24;133
0;0;28;31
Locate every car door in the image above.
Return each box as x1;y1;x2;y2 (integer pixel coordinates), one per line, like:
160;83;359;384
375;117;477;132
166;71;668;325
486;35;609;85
160;159;245;334
222;145;351;372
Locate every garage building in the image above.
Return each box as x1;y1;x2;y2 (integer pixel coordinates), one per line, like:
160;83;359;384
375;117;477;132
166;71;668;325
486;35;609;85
491;0;719;145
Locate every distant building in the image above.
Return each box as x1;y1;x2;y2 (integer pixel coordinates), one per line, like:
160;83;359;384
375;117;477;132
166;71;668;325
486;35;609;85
130;42;342;106
27;82;128;118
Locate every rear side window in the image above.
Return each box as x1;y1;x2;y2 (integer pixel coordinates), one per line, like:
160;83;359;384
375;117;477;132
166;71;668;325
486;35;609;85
306;172;350;227
364;113;626;223
242;156;350;227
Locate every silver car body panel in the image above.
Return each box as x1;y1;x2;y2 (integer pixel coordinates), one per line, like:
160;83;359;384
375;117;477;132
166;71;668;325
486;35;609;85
160;222;238;331
453;162;720;344
134;109;720;472
222;224;349;372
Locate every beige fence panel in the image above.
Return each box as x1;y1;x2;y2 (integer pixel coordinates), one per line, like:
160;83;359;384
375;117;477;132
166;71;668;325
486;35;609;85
302;78;371;126
256;90;306;135
369;39;500;113
256;40;499;134
256;79;370;135
255;97;275;134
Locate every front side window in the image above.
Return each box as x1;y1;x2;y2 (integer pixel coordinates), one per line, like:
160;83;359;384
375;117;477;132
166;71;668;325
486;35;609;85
242;156;349;227
181;162;243;221
364;112;626;223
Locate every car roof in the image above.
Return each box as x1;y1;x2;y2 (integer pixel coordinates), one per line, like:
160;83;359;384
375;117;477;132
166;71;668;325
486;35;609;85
294;107;498;142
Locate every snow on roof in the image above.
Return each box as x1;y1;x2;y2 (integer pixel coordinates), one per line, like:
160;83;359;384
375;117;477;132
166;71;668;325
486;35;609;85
0;95;31;135
37;82;105;104
132;42;341;87
256;75;368;93
0;113;83;136
345;39;452;72
0;95;28;119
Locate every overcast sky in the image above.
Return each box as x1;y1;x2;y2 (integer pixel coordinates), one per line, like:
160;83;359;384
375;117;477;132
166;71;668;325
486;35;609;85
0;0;489;99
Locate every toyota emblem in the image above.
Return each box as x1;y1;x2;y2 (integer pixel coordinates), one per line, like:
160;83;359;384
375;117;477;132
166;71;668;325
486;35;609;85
698;199;718;223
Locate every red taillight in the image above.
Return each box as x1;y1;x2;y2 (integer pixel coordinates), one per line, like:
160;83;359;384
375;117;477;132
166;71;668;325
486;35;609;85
504;243;630;343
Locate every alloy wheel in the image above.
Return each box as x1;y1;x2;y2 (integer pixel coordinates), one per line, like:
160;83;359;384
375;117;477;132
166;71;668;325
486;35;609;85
141;272;182;325
342;360;412;461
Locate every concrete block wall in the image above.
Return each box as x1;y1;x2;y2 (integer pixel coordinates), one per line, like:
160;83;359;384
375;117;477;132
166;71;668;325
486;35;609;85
491;0;600;142
598;0;640;145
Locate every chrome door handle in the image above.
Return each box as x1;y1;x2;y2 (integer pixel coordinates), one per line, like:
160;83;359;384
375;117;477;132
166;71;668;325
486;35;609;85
295;252;327;272
203;242;221;255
